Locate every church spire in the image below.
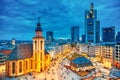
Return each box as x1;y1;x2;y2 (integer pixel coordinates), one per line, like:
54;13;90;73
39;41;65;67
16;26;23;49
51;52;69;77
90;2;94;10
35;17;42;32
35;17;42;37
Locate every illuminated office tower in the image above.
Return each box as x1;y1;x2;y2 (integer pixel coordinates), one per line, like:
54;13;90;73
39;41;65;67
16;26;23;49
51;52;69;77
85;3;100;43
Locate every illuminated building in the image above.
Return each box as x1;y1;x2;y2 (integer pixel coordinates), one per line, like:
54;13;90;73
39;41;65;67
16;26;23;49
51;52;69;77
113;45;120;69
88;45;95;57
102;26;115;42
5;18;50;77
102;46;113;68
71;26;79;43
85;3;100;43
79;44;89;54
70;57;93;71
87;44;102;62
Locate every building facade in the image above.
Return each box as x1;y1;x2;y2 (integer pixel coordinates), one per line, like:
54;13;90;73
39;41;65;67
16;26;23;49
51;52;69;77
102;26;115;42
85;3;100;43
71;26;79;43
79;44;89;54
6;18;50;77
102;46;113;68
113;45;120;69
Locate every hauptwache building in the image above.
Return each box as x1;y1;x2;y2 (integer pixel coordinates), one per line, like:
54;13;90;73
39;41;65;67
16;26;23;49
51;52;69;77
6;19;50;77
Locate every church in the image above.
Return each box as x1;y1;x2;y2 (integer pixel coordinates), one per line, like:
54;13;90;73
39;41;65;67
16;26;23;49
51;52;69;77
5;18;50;77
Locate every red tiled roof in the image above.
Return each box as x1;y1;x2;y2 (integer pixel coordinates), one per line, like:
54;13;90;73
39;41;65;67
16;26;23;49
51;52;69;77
0;50;12;55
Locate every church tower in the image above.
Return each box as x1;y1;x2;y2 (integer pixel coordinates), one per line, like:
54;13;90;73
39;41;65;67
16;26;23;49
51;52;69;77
33;18;45;72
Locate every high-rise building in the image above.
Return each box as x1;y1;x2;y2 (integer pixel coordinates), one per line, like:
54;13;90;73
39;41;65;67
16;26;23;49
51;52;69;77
102;26;115;42
46;31;54;44
71;26;79;43
85;3;100;43
116;31;120;43
81;34;85;43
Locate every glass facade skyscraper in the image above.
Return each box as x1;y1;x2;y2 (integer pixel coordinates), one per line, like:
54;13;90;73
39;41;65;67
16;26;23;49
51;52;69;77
102;27;115;42
116;31;120;43
71;26;79;43
46;31;54;44
85;3;100;43
82;34;85;43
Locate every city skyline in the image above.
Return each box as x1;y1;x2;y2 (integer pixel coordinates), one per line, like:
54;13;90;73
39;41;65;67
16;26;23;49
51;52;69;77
0;0;120;40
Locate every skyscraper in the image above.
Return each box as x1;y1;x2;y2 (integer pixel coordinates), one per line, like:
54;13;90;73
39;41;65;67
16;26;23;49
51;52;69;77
116;31;120;43
71;26;79;43
46;31;54;44
102;26;115;42
82;34;85;43
85;3;100;43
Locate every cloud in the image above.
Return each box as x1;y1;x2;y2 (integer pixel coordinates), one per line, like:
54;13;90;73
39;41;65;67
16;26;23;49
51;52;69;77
0;0;120;40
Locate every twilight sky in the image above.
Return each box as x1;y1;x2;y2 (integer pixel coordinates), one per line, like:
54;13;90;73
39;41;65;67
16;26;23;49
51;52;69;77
0;0;120;40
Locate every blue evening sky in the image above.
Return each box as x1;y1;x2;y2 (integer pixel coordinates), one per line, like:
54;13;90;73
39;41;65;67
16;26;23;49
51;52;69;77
0;0;120;40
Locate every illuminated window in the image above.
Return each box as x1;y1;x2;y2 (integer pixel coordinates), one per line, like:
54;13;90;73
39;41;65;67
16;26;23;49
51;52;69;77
7;62;9;74
19;61;22;73
35;63;37;70
26;61;28;70
41;52;42;60
41;41;43;50
35;53;37;60
12;62;15;74
41;63;42;67
90;11;93;14
87;15;89;19
31;60;33;69
35;41;37;50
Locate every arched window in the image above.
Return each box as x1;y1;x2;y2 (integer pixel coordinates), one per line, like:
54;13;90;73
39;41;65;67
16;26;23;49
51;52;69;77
35;52;37;61
41;52;42;60
40;41;43;50
31;60;33;69
35;63;37;70
35;41;37;50
12;62;15;74
19;61;22;73
7;62;9;75
26;61;28;70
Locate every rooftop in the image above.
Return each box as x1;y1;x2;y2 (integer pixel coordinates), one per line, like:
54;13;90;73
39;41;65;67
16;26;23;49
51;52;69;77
0;50;12;56
7;44;33;60
71;57;92;66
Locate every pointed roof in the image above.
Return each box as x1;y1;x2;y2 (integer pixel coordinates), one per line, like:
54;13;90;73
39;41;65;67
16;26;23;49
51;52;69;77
90;2;94;10
7;44;33;60
35;17;42;32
